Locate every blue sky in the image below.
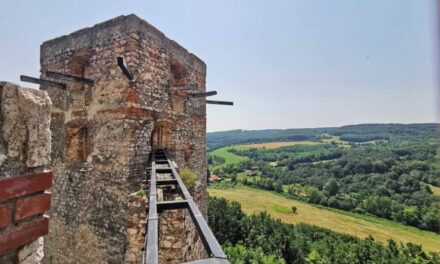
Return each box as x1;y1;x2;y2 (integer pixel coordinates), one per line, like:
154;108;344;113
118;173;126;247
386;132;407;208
0;0;438;132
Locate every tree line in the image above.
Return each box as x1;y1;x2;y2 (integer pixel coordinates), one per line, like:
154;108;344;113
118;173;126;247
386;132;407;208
209;197;440;264
213;139;440;233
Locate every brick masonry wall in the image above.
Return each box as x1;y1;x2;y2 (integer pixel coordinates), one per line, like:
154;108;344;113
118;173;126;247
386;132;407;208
40;15;208;263
0;172;52;262
0;82;52;264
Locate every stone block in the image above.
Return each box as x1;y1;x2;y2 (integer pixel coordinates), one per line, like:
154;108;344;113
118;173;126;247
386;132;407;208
0;82;52;168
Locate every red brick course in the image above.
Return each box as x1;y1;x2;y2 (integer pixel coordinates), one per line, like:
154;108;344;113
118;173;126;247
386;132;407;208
0;171;52;256
15;193;51;220
0;217;49;255
0;205;11;229
0;171;52;202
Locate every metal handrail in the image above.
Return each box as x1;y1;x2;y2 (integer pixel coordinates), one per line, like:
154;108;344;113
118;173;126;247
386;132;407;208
142;149;229;264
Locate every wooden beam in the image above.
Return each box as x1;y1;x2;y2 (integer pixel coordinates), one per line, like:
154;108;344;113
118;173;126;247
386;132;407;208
20;75;67;90
188;91;217;98
117;57;134;81
45;71;94;85
206;100;233;106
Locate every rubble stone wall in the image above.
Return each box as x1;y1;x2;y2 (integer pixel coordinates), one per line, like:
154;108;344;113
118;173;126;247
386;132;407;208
40;15;207;263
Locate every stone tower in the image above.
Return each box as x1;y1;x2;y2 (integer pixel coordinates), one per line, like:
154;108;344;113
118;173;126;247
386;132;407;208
40;15;208;263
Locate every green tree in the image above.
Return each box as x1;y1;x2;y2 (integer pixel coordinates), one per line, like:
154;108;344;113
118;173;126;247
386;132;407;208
274;181;283;193
323;179;339;196
224;244;286;264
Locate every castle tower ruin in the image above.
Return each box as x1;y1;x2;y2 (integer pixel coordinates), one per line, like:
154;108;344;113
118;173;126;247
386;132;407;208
40;15;209;263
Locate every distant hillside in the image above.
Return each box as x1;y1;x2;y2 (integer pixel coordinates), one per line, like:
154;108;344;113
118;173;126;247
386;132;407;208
207;123;439;150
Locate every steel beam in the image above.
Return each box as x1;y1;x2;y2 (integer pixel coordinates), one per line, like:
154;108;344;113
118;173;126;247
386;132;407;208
184;258;230;264
188;91;217;98
20;75;67;90
206;100;233;106
145;152;159;264
144;149;229;264
156;179;178;186
157;200;188;211
187;199;228;259
45;71;94;85
117;57;134;81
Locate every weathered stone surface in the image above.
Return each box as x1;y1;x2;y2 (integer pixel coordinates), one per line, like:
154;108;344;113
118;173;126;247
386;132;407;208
41;14;208;264
0;82;52;172
0;82;52;264
18;237;44;264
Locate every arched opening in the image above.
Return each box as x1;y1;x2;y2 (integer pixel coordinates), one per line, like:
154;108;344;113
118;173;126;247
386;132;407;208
151;120;174;151
68;53;90;93
69;53;90;77
64;124;89;164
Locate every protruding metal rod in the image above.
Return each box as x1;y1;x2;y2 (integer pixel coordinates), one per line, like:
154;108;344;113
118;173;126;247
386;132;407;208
45;71;94;85
188;91;217;98
169;83;198;91
20;75;67;90
117;57;134;81
206;100;233;106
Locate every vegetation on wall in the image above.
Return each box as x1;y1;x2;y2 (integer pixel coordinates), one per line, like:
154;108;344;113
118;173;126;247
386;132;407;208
179;167;198;189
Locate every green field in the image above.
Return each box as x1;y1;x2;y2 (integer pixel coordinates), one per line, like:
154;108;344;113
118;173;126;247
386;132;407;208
209;141;321;168
209;145;249;167
209;186;440;253
241;141;319;148
429;184;440;196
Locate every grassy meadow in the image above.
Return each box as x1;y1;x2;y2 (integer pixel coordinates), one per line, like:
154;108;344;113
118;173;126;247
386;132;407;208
429;184;440;196
209;140;320;168
240;141;319;149
209;186;440;253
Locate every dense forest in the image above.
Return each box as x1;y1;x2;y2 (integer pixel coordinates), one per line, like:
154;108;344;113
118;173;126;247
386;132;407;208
209;197;440;264
208;124;440;233
207;123;438;150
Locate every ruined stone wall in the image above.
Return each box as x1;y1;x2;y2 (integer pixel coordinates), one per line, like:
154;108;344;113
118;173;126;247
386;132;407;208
0;82;52;264
40;15;207;263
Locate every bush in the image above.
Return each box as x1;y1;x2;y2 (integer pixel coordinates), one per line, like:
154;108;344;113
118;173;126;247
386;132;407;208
137;188;146;197
224;244;286;264
179;167;197;189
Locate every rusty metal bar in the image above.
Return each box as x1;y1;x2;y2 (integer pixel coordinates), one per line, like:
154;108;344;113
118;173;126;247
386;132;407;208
206;100;233;106
188;91;217;98
20;75;67;90
45;71;94;85
117;57;134;81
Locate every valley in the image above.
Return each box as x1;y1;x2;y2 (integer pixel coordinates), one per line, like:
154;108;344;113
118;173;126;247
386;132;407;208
207;123;440;260
209;186;440;253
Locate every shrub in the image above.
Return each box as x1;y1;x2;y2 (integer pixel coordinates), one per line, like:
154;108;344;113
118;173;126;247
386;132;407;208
137;188;146;197
179;167;198;189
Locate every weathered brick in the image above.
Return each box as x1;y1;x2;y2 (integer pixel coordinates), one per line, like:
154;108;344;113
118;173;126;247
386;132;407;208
0;217;49;255
15;193;51;220
0;172;52;202
0;204;12;228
